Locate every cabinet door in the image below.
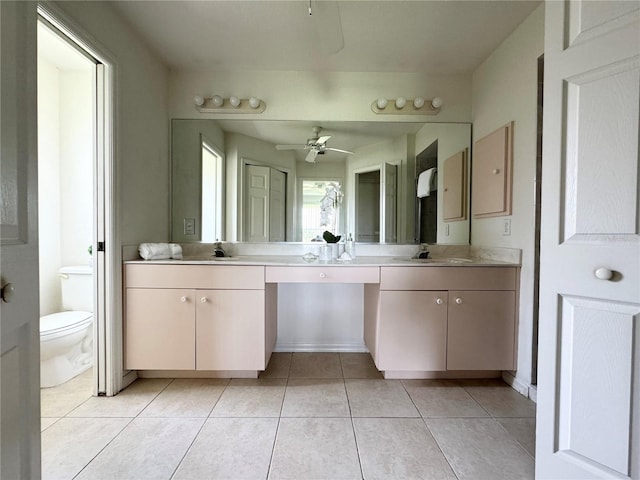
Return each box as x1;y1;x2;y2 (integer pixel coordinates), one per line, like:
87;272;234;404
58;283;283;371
196;290;265;370
125;289;195;370
447;290;516;370
377;291;447;371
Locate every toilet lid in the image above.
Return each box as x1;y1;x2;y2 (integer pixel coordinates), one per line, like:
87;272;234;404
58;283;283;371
40;311;92;334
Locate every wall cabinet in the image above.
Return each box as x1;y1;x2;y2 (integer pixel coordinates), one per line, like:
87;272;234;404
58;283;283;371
124;265;271;372
368;266;517;373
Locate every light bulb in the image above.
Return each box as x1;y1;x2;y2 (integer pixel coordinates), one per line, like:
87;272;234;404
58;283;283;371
376;97;388;110
431;97;443;109
249;97;260;109
413;97;425;109
229;96;241;108
193;95;205;106
395;97;406;109
212;95;223;107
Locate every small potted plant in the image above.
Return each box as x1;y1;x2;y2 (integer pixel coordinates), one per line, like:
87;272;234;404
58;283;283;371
323;230;342;259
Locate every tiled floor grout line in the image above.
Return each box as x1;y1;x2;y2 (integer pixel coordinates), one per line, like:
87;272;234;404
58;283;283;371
168;416;209;480
265;375;290;480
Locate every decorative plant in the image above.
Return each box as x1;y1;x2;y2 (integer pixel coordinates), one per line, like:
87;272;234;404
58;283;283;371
322;230;341;243
88;245;92;255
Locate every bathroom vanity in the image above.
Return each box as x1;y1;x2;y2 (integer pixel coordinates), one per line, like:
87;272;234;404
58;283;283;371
124;253;519;379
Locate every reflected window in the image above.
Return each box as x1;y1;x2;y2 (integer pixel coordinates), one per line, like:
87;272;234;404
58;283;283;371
201;140;223;242
300;180;342;242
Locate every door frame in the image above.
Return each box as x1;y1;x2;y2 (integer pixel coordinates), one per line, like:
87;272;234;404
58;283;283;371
37;3;122;396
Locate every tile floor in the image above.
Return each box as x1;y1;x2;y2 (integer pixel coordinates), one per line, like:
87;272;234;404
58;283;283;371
41;353;536;480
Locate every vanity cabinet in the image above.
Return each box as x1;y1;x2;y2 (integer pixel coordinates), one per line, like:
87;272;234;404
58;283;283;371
124;264;269;371
371;266;517;373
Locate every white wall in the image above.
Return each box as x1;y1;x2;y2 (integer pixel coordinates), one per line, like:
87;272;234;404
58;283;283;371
471;4;544;389
38;57;62;316
169;70;471;123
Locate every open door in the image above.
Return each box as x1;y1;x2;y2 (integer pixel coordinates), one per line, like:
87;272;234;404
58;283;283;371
0;1;41;477
536;1;639;477
383;162;398;243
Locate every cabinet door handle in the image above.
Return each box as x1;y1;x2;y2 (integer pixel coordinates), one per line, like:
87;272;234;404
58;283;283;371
435;297;444;305
455;297;462;304
200;297;208;303
319;272;327;279
180;296;188;303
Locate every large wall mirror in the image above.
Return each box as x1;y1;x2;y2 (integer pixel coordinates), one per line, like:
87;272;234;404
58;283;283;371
171;119;471;244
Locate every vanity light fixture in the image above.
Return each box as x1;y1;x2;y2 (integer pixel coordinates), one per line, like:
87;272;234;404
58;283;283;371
194;94;266;113
371;96;442;115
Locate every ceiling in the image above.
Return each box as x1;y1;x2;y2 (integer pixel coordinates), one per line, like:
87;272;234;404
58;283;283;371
111;0;541;74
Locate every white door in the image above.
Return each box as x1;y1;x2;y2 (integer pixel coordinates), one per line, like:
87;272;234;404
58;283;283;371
244;164;270;242
0;1;41;477
537;2;640;478
269;169;286;242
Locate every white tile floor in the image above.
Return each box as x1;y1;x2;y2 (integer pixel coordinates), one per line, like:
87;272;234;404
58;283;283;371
41;353;536;480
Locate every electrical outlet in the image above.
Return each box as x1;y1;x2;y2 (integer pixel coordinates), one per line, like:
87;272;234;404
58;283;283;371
184;217;196;235
503;219;511;236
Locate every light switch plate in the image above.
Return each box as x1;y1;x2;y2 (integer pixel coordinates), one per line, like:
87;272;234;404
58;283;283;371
503;218;511;236
184;217;196;235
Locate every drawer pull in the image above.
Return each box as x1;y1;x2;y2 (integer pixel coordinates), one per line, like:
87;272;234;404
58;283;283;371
594;267;613;280
493;168;500;174
319;272;327;279
200;297;208;303
455;297;462;304
436;297;444;305
180;296;188;303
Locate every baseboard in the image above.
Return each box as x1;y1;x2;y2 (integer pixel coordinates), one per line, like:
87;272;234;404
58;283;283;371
383;370;501;380
274;342;369;353
501;371;536;401
138;370;259;379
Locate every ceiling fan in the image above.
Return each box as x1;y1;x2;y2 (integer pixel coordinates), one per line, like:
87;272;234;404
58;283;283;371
275;126;354;163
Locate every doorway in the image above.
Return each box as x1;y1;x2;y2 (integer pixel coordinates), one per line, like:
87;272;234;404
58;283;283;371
37;8;114;396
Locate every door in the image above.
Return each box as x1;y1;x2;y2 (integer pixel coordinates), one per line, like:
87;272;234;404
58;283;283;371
383;162;398;243
243;164;270;242
537;2;640;478
0;1;41;477
269;169;286;241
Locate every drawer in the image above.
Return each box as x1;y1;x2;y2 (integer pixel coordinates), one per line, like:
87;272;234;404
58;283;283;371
265;266;380;284
380;266;517;291
125;264;265;289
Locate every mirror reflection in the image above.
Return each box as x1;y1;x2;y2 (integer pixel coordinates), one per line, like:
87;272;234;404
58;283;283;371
171;120;470;245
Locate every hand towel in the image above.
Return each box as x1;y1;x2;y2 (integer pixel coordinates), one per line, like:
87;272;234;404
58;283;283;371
417;168;437;198
139;243;183;260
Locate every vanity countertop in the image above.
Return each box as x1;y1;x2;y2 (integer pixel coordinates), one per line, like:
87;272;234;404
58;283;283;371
124;255;520;267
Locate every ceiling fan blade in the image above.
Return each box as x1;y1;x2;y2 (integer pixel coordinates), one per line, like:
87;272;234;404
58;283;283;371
276;144;307;150
305;149;319;163
316;135;331;145
326;147;354;155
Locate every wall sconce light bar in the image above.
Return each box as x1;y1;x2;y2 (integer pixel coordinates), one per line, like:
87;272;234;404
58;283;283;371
371;97;442;115
194;95;266;114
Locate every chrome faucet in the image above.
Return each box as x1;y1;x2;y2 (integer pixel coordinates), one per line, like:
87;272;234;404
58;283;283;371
213;240;226;258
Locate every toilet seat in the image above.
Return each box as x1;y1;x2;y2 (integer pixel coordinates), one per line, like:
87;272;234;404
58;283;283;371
40;311;92;338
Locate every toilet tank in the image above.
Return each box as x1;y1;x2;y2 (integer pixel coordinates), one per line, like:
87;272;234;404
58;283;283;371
59;266;93;312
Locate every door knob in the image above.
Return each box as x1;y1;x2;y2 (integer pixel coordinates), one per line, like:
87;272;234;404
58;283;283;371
594;268;613;280
1;283;15;303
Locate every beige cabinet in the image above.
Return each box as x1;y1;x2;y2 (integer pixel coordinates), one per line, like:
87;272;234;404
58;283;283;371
377;290;447;371
369;266;518;374
447;290;516;370
125;288;196;370
124;264;270;372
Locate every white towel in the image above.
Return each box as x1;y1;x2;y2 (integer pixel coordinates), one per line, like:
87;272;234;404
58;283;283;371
417;168;437;198
139;243;183;260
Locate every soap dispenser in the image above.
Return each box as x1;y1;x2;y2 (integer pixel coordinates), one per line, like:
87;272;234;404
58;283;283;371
213;240;226;258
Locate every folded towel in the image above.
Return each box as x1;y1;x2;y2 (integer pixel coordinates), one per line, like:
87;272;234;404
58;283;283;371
417;168;437;198
139;243;183;260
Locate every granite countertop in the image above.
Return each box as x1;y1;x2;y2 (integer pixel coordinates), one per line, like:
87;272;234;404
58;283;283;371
124;255;520;267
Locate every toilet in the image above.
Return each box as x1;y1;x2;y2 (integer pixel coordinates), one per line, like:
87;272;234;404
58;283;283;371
40;265;94;388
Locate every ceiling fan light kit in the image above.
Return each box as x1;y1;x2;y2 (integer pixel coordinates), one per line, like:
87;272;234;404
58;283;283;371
371;96;442;115
194;95;266;113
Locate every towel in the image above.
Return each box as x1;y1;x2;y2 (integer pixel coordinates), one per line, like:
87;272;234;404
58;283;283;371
139;243;183;260
417;168;437;198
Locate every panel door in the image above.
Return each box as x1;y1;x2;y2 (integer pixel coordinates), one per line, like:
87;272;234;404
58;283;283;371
125;289;195;370
443;149;467;221
196;290;265;371
537;2;640;477
447;290;516;371
243;164;269;242
0;2;41;477
269;168;286;242
377;291;447;371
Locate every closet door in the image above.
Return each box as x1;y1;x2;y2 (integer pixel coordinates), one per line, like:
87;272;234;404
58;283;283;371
243;165;270;242
269;169;286;241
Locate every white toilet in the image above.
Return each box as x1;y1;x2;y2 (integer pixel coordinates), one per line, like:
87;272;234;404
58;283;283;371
40;265;94;388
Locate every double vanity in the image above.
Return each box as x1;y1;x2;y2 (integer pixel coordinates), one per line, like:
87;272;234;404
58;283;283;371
124;248;520;379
